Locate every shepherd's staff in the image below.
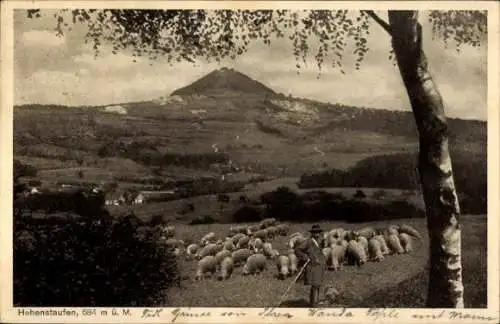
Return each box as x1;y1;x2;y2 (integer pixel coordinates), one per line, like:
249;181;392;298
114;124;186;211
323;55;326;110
276;258;310;307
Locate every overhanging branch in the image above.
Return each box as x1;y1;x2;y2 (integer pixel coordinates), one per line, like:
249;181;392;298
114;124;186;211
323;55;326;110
363;10;392;36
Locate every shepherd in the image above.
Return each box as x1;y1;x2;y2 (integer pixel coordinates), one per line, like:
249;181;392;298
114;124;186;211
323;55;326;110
294;224;327;307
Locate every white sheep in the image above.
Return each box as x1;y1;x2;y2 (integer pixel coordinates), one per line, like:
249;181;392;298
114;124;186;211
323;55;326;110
290;232;304;239
249;237;264;253
338;239;349;248
262;242;274;258
276;255;290;279
368;237;384;262
229;225;249;235
356;236;369;256
329;228;346;240
287;249;298;274
355;227;376;240
387;234;405;254
399;233;413;253
347;240;367;266
398;224;423;240
217;256;234;281
259;217;277;229
214;249;232;264
195;255;217;280
322;247;332;259
236;235;250;249
388;225;400;236
197;243;222;259
252;229;269;240
276;224;290;236
223;239;236;252
186;243;200;260
242;253;267;275
246;224;260;235
328;245;347;271
270;249;280;259
266;226;279;240
200;232;217;246
231;248;254;266
324;233;338;248
288;235;306;249
230;233;246;245
375;235;390;255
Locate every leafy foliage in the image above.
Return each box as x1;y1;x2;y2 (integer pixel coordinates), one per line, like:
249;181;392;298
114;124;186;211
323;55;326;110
14;215;179;306
26;9;486;75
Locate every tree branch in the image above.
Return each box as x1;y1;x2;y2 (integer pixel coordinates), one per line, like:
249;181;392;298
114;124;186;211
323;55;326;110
363;10;392;36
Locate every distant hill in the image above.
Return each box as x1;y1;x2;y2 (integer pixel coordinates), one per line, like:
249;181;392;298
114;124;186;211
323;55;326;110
171;67;277;97
13;67;487;185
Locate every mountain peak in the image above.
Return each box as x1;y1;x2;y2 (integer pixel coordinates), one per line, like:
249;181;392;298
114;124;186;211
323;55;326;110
171;67;277;97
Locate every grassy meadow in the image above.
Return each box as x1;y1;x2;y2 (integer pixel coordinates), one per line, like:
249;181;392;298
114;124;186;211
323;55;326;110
165;215;487;308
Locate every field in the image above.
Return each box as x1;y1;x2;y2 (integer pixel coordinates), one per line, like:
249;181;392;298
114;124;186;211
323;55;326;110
165;215;487;308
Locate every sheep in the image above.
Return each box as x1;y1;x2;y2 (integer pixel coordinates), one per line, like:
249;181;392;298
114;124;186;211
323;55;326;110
356;236;369;256
322;247;332;259
270;249;280;259
163;238;181;250
229;225;249;235
347;240;367;266
217;256;234;281
230;233;246;245
323;233;338;248
231;248;254;266
249;237;263;253
289;235;306;249
246;224;260;235
259;217;277;229
329;228;346;240
196;243;222;259
398;224;423;240
276;224;290;236
328;245;347;271
195;255;217;280
399;233;413;253
375;235;390;255
242;253;267;275
368;237;384;262
223;240;236;252
252;229;269;241
288;249;298;275
261;242;273;258
387;234;405;254
236;235;251;249
388;225;399;236
355;227;376;240
200;232;217;246
266;226;279;240
290;232;304;239
276;255;290;279
338;239;349;248
214;249;232;265
186;243;200;260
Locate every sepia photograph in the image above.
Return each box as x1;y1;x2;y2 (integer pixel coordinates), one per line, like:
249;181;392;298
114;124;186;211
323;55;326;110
1;1;499;323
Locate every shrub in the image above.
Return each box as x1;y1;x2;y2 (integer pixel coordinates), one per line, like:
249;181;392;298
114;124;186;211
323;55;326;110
13;215;179;306
179;202;195;215
189;214;217;225
260;186;306;221
231;206;263;223
353;189;367;199
149;214;165;226
239;195;250;204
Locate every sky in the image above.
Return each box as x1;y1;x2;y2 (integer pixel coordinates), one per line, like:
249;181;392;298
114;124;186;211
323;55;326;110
13;10;488;120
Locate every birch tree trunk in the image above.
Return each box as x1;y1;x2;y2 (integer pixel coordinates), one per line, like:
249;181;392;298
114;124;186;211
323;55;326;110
388;11;464;308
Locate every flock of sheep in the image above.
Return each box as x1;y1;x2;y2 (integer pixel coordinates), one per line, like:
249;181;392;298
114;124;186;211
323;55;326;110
157;218;423;282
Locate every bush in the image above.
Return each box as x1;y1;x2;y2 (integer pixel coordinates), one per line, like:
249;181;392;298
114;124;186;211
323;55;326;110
149;214;165;226
189;214;217;225
353;189;367;199
260;186;306;221
231;206;263;223
14;215;179;306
